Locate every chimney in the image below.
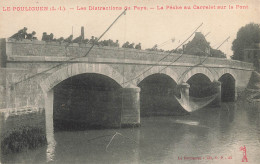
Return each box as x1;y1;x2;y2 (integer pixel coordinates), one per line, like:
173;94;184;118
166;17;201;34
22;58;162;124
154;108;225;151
81;26;84;40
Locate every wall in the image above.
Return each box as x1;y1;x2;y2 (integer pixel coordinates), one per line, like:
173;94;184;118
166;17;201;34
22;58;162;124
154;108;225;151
0;39;7;108
0;39;6;68
0;68;45;109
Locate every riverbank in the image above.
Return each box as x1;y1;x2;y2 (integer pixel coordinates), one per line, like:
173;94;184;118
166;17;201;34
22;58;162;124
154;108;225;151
0;108;46;155
1;100;259;163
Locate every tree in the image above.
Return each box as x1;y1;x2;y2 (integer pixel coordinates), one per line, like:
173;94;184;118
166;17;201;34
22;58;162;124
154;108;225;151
231;23;260;60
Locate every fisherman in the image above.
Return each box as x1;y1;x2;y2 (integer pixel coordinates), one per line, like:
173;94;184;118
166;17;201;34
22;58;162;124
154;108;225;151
10;27;28;40
122;41;130;48
135;43;141;50
83;38;89;44
102;40;109;46
56;37;64;43
19;27;28;39
64;35;73;43
114;40;119;47
128;43;135;49
108;39;113;47
94;37;99;46
98;40;105;46
152;44;158;50
42;33;54;42
49;33;54;41
72;35;83;43
41;32;47;41
89;36;95;45
26;31;37;40
10;32;21;40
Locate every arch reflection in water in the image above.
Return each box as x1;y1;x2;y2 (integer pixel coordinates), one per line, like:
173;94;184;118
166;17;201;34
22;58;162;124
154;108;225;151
46;131;56;162
44;90;56;162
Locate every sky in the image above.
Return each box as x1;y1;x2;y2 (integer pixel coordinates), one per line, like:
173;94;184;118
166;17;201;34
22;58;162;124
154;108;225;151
0;0;259;58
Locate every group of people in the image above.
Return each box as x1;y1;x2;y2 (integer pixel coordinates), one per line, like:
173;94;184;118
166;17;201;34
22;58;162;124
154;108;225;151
122;42;142;50
40;34;117;47
146;44;165;52
10;27;37;40
99;39;119;47
41;33;143;50
41;33;75;43
9;28;145;50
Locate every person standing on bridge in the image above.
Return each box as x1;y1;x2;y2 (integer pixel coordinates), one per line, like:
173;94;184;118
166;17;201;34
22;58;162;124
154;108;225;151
135;43;141;50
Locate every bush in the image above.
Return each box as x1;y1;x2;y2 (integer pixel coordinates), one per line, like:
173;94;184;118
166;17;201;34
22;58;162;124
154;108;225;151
1;126;47;154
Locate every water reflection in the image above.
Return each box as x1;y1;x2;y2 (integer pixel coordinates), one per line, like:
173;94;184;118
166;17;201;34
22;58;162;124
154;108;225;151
46;130;56;162
45;105;56;162
1;100;260;163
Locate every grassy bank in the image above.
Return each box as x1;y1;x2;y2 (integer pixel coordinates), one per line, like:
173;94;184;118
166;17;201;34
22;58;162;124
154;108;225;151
1;126;47;154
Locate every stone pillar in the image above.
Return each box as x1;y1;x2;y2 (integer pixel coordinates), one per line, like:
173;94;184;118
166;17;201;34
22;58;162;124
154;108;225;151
211;80;222;107
44;90;54;136
5;83;11;108
0;112;5;137
0;85;5;108
44;90;56;162
234;86;238;101
179;83;190;108
10;85;17;108
120;86;140;127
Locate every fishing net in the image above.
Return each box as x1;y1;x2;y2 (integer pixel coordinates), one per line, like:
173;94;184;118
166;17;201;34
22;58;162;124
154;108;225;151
175;93;219;112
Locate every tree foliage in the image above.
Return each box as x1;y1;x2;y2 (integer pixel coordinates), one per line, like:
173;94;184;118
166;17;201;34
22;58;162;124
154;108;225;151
231;23;260;60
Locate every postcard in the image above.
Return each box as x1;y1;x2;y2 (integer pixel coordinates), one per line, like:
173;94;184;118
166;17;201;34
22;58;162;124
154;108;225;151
0;0;259;163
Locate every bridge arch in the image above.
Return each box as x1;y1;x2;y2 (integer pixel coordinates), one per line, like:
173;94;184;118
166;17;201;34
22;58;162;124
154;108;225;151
40;63;124;92
136;68;186;116
218;72;236;102
41;63;127;133
217;68;238;82
134;67;178;86
180;66;216;83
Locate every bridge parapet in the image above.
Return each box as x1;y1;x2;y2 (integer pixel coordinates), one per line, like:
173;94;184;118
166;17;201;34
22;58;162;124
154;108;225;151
4;38;253;70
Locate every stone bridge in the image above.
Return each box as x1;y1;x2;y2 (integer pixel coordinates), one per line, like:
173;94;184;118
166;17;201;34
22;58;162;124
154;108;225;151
0;38;254;130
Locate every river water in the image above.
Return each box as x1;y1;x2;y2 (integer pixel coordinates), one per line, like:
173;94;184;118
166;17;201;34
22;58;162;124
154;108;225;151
1;99;260;164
